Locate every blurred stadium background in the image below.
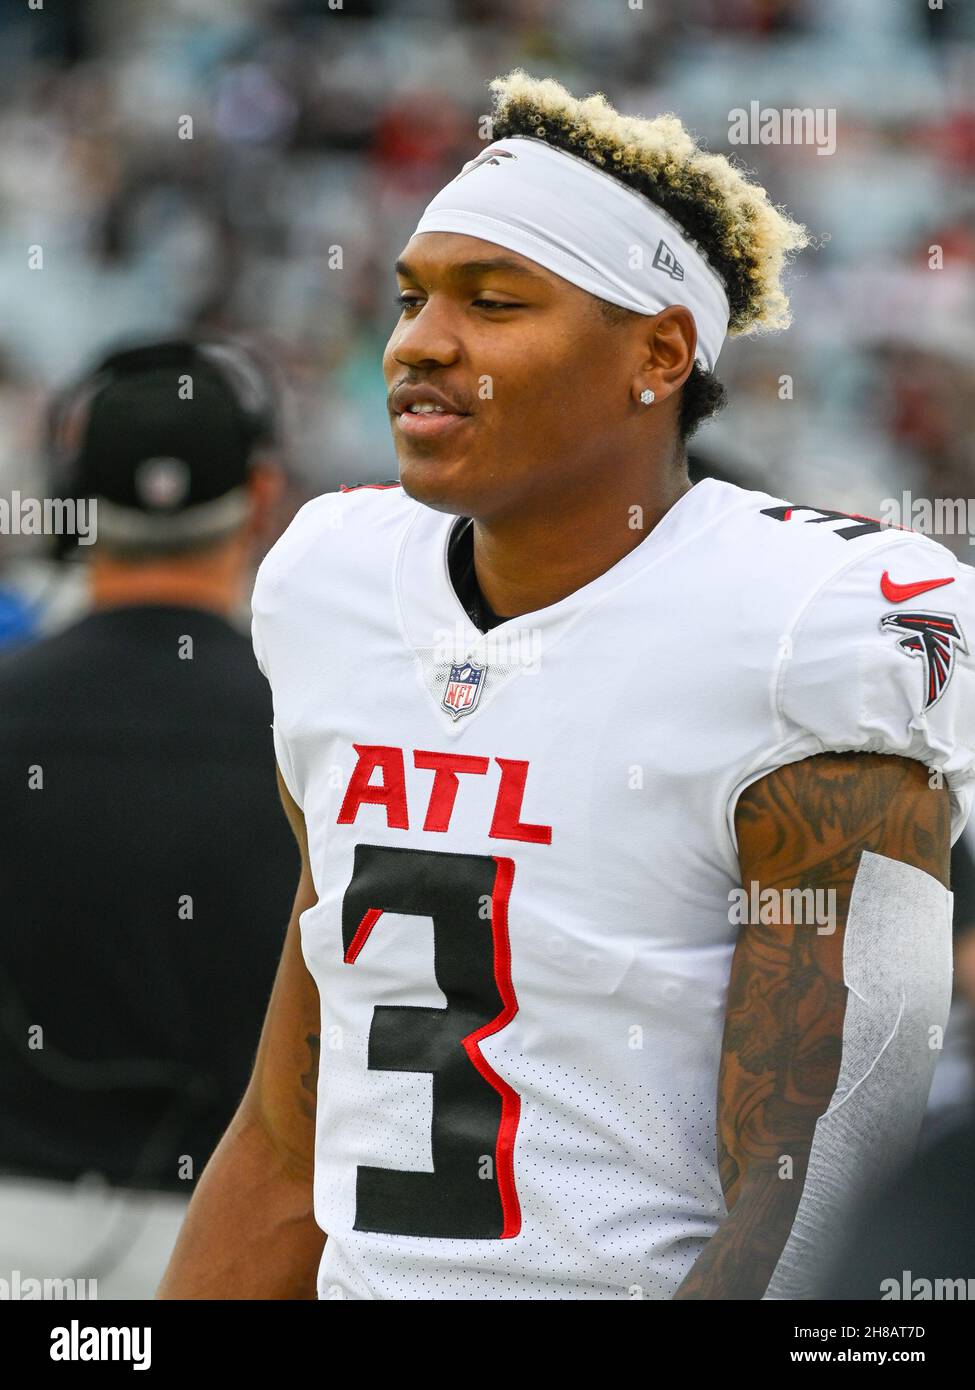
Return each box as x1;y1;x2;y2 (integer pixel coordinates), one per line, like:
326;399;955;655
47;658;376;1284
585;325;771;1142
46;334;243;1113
1;0;974;1299
1;0;974;555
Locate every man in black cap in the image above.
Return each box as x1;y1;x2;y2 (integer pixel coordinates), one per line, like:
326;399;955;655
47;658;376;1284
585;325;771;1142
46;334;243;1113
0;338;297;1298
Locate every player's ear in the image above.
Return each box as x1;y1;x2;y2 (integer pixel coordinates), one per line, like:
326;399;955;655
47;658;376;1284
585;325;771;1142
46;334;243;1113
631;305;696;407
648;305;696;378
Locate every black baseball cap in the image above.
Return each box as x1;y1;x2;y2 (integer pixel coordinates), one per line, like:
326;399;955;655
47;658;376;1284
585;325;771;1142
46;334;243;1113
50;338;279;552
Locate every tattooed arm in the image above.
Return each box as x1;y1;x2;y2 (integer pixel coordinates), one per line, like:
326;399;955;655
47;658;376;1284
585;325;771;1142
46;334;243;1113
157;766;325;1298
672;751;950;1300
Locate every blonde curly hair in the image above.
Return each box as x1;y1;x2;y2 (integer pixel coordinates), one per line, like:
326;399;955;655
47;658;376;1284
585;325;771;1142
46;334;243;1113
489;70;810;341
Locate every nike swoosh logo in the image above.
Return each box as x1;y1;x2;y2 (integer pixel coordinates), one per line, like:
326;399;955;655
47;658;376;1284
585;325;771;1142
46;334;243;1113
881;571;955;603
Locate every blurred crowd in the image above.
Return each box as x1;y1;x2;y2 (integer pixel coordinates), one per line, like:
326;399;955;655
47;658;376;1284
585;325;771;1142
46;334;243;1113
0;0;974;564
1;0;974;1297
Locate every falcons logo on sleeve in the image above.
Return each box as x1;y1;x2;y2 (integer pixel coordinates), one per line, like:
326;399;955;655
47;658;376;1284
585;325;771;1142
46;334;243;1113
880;610;968;709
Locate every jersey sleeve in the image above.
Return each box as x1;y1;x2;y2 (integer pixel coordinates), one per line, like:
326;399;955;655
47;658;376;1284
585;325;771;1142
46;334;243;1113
250;561;303;810
776;539;975;844
250;603;269;681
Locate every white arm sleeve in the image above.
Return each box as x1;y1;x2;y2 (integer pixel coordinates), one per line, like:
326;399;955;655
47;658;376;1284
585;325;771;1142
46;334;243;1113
763;851;954;1299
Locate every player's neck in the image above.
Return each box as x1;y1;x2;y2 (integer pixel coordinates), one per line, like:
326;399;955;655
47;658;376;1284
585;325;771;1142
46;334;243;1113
469;468;693;621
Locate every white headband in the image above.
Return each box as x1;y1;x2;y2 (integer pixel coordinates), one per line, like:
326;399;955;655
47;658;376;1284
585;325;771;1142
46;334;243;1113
414;136;731;373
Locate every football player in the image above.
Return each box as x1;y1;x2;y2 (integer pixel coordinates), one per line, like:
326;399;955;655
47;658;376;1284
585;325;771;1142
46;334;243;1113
159;72;975;1300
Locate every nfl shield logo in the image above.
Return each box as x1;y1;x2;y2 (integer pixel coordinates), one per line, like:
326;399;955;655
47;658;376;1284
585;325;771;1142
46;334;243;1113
442;659;485;720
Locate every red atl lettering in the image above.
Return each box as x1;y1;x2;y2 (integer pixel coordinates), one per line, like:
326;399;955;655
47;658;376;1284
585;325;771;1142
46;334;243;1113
413;750;490;831
336;744;552;844
336;744;409;829
489;759;552;845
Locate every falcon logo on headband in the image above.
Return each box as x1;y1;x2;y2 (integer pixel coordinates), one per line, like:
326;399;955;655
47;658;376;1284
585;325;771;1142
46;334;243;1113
456;148;517;180
880;610;967;710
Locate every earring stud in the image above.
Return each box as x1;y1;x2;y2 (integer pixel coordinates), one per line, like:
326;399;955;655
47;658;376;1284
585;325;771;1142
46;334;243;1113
640;388;655;405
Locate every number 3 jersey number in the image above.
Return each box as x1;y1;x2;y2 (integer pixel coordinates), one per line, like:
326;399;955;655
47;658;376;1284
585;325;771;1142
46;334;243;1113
341;843;521;1239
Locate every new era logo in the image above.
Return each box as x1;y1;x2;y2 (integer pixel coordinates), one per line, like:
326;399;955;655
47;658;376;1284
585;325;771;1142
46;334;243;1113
652;239;684;282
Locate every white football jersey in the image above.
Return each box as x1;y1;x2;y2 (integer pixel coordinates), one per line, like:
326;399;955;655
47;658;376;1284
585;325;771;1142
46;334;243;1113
251;477;975;1300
